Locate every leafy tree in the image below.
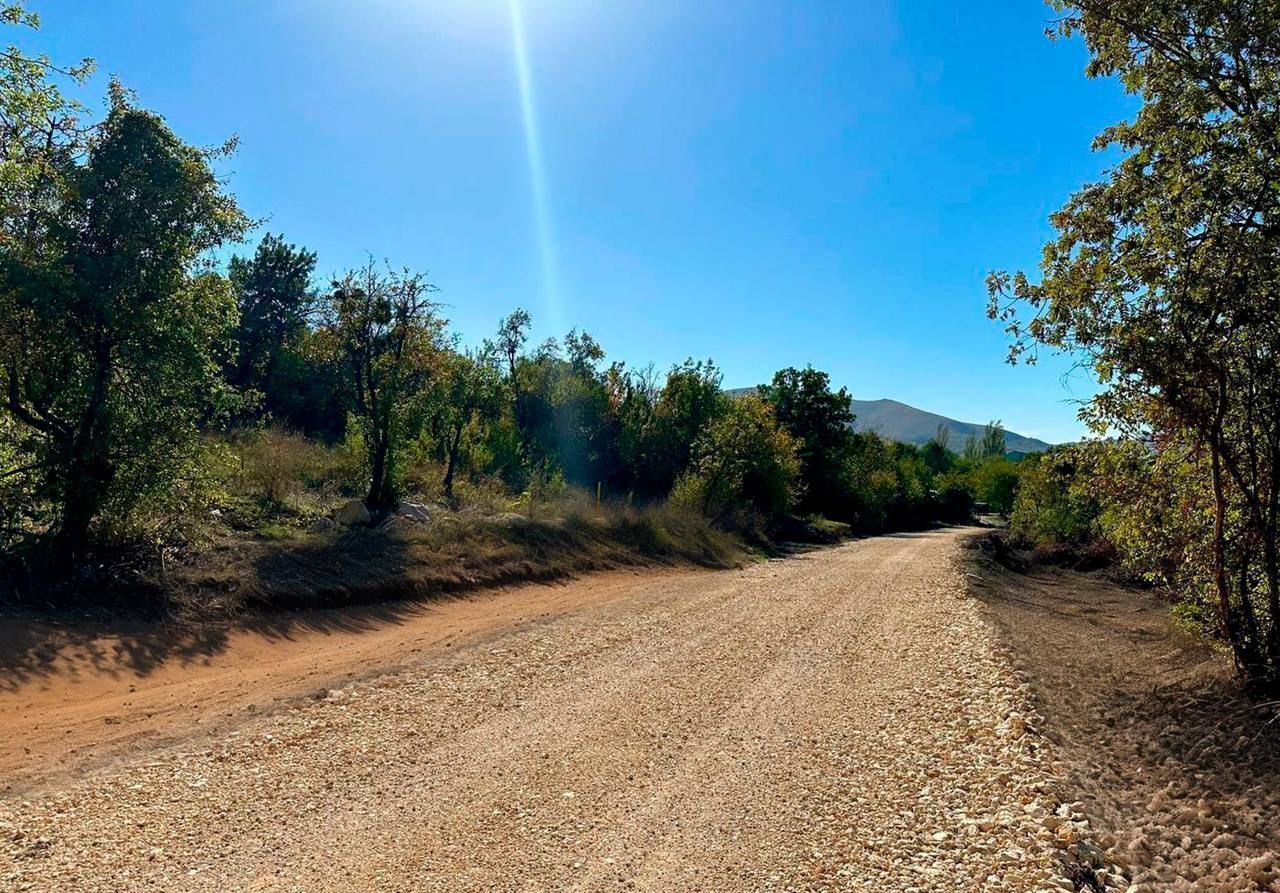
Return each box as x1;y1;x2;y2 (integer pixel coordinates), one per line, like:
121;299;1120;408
431;347;504;501
323;261;445;511
963;421;1006;461
0;2;94;247
843;431;900;531
264;326;347;440
645;359;725;495
1008;449;1100;546
988;1;1280;690
494;308;531;382
967;456;1020;516
921;425;955;475
227;233;317;416
1;86;248;555
758;366;857;518
677;394;799;520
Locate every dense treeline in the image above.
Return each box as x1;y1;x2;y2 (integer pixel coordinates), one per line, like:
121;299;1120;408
993;1;1280;694
0;4;1010;586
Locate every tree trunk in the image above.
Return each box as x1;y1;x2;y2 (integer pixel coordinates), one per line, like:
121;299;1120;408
367;430;393;511
442;425;462;502
1210;444;1263;684
52;346;114;562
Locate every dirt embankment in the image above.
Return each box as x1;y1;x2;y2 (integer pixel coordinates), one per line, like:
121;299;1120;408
966;535;1280;892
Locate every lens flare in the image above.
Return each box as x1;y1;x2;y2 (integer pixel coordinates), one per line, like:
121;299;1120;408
508;0;563;331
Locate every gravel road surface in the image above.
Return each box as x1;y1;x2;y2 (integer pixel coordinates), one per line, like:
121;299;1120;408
2;528;1071;892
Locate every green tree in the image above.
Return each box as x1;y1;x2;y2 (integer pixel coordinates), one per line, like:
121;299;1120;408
431;347;504;501
652;360;725;490
677;394;799;520
227;233;317;415
963;421;1006;461
921;425;955;475
967;457;1020;516
323;261;446;511
1;86;247;556
0;2;93;246
1008;449;1100;546
988;1;1280;690
758;366;857;518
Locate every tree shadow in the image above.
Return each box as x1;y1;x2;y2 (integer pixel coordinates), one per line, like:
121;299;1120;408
0;514;701;692
0;524;427;692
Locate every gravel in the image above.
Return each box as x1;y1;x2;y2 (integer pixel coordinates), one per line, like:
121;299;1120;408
2;528;1092;891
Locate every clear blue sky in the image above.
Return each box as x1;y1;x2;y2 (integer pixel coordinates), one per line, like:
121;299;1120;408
19;1;1135;443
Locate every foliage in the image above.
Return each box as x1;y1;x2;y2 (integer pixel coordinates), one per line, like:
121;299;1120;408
0;2;93;247
758;366;858;519
966;456;1021;516
1;86;248;556
963;421;1006;461
1008;448;1100;546
427;347;505;501
226;233;318;423
989;0;1280;691
675;394;800;522
321;260;446;510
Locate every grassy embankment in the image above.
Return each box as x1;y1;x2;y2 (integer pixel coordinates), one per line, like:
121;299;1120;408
9;429;857;623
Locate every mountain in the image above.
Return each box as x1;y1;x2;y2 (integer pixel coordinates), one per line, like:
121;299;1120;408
726;390;1053;454
848;399;1052;454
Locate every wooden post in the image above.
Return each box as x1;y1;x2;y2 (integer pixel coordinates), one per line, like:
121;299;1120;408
596;481;602;509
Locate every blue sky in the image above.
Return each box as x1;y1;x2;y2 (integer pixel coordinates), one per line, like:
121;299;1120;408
19;1;1134;443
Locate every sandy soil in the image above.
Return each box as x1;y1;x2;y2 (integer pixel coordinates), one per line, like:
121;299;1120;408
2;529;1070;891
0;569;679;797
968;539;1280;892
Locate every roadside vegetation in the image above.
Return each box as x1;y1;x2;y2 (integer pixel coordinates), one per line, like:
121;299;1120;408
0;3;1027;619
990;2;1280;697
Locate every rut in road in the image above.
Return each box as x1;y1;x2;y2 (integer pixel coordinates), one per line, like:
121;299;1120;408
2;528;1067;892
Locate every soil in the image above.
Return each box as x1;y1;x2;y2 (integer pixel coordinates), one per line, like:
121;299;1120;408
7;527;1273;892
966;536;1280;892
0;568;686;796
1;528;1067;892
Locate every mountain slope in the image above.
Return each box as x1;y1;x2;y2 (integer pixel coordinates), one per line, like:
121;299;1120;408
849;399;1051;454
726;389;1052;454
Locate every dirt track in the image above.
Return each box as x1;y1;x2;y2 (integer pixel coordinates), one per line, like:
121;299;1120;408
2;528;1066;892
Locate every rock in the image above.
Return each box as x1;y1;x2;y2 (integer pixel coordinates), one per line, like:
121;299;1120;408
332;499;371;526
308;517;336;533
396;501;435;522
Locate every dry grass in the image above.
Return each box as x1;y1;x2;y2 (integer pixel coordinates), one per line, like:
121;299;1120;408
169;503;748;620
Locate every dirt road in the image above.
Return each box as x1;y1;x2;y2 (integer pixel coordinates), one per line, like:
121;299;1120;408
2;528;1066;892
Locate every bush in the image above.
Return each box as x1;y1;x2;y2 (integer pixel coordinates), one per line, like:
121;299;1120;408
674;395;800;522
1008;449;1100;546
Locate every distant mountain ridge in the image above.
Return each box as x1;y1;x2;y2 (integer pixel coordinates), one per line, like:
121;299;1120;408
726;390;1053;454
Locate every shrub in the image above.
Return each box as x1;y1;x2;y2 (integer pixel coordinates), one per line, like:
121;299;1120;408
1008;449;1100;546
675;395;800;522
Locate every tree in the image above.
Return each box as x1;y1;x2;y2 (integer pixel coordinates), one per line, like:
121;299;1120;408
678;394;799;520
968;456;1020;516
921;425;954;475
758;366;857;518
431;347;504;501
494;308;531;383
963;421;1006;461
0;2;94;248
1;85;248;556
227;233;317;414
324;261;445;511
988;1;1280;690
639;360;726;497
1008;448;1100;546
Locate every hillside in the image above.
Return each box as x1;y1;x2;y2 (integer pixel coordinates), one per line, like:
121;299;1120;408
850;398;1052;454
727;390;1053;454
